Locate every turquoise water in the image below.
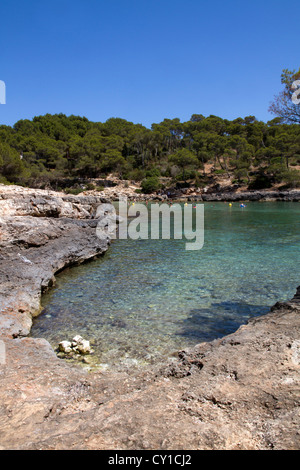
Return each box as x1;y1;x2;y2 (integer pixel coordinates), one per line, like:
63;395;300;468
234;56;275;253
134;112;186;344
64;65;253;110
31;202;300;370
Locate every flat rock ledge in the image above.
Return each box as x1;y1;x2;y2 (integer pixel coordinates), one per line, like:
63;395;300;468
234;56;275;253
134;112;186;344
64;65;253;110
0;185;299;450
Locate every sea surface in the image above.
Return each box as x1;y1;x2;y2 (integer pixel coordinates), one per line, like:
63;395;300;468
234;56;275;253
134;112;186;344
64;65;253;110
31;202;300;370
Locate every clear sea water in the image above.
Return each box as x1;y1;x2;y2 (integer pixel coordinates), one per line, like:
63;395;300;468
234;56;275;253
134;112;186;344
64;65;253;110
30;202;300;370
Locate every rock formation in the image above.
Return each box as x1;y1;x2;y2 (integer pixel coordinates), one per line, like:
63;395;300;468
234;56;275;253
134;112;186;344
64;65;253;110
0;185;110;338
0;184;299;450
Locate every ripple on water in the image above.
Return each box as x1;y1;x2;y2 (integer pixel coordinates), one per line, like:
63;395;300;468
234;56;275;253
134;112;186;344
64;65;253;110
30;202;300;371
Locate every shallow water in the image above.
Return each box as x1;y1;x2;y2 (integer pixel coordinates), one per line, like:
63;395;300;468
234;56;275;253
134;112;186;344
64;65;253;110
31;202;300;370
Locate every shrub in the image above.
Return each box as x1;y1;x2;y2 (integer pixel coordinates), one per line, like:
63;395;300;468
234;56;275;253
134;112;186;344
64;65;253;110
160;166;171;177
127;169;146;182
141;176;161;194
248;172;273;189
280;170;300;188
65;187;84;195
175;169;196;181
145;168;161;178
0;175;10;185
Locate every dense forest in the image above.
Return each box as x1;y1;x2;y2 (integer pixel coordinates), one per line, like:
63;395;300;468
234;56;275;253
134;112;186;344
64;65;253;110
0;112;299;193
0;68;299;194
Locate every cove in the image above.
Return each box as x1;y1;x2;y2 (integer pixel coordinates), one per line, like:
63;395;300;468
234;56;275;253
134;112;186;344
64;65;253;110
30;201;300;371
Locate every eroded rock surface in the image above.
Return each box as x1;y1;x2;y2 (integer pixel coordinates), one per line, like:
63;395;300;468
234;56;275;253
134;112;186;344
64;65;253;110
0;185;299;450
0;186;110;337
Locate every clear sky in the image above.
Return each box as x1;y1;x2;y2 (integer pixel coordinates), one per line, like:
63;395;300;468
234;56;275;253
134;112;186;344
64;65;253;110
0;0;299;128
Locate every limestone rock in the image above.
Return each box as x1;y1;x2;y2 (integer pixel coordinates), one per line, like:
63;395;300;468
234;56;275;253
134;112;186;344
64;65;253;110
0;184;300;450
76;339;91;355
58;341;72;354
72;336;91;355
0;188;111;338
72;335;84;345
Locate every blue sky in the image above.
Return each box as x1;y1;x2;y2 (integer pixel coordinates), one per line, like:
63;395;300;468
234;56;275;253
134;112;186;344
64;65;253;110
0;0;299;128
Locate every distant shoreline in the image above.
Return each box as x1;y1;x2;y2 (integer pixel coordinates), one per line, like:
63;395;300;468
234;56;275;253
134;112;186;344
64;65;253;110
56;179;300;203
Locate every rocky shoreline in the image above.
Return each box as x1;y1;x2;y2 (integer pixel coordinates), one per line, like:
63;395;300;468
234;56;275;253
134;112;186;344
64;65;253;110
0;185;111;338
63;177;300;202
0;184;299;450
